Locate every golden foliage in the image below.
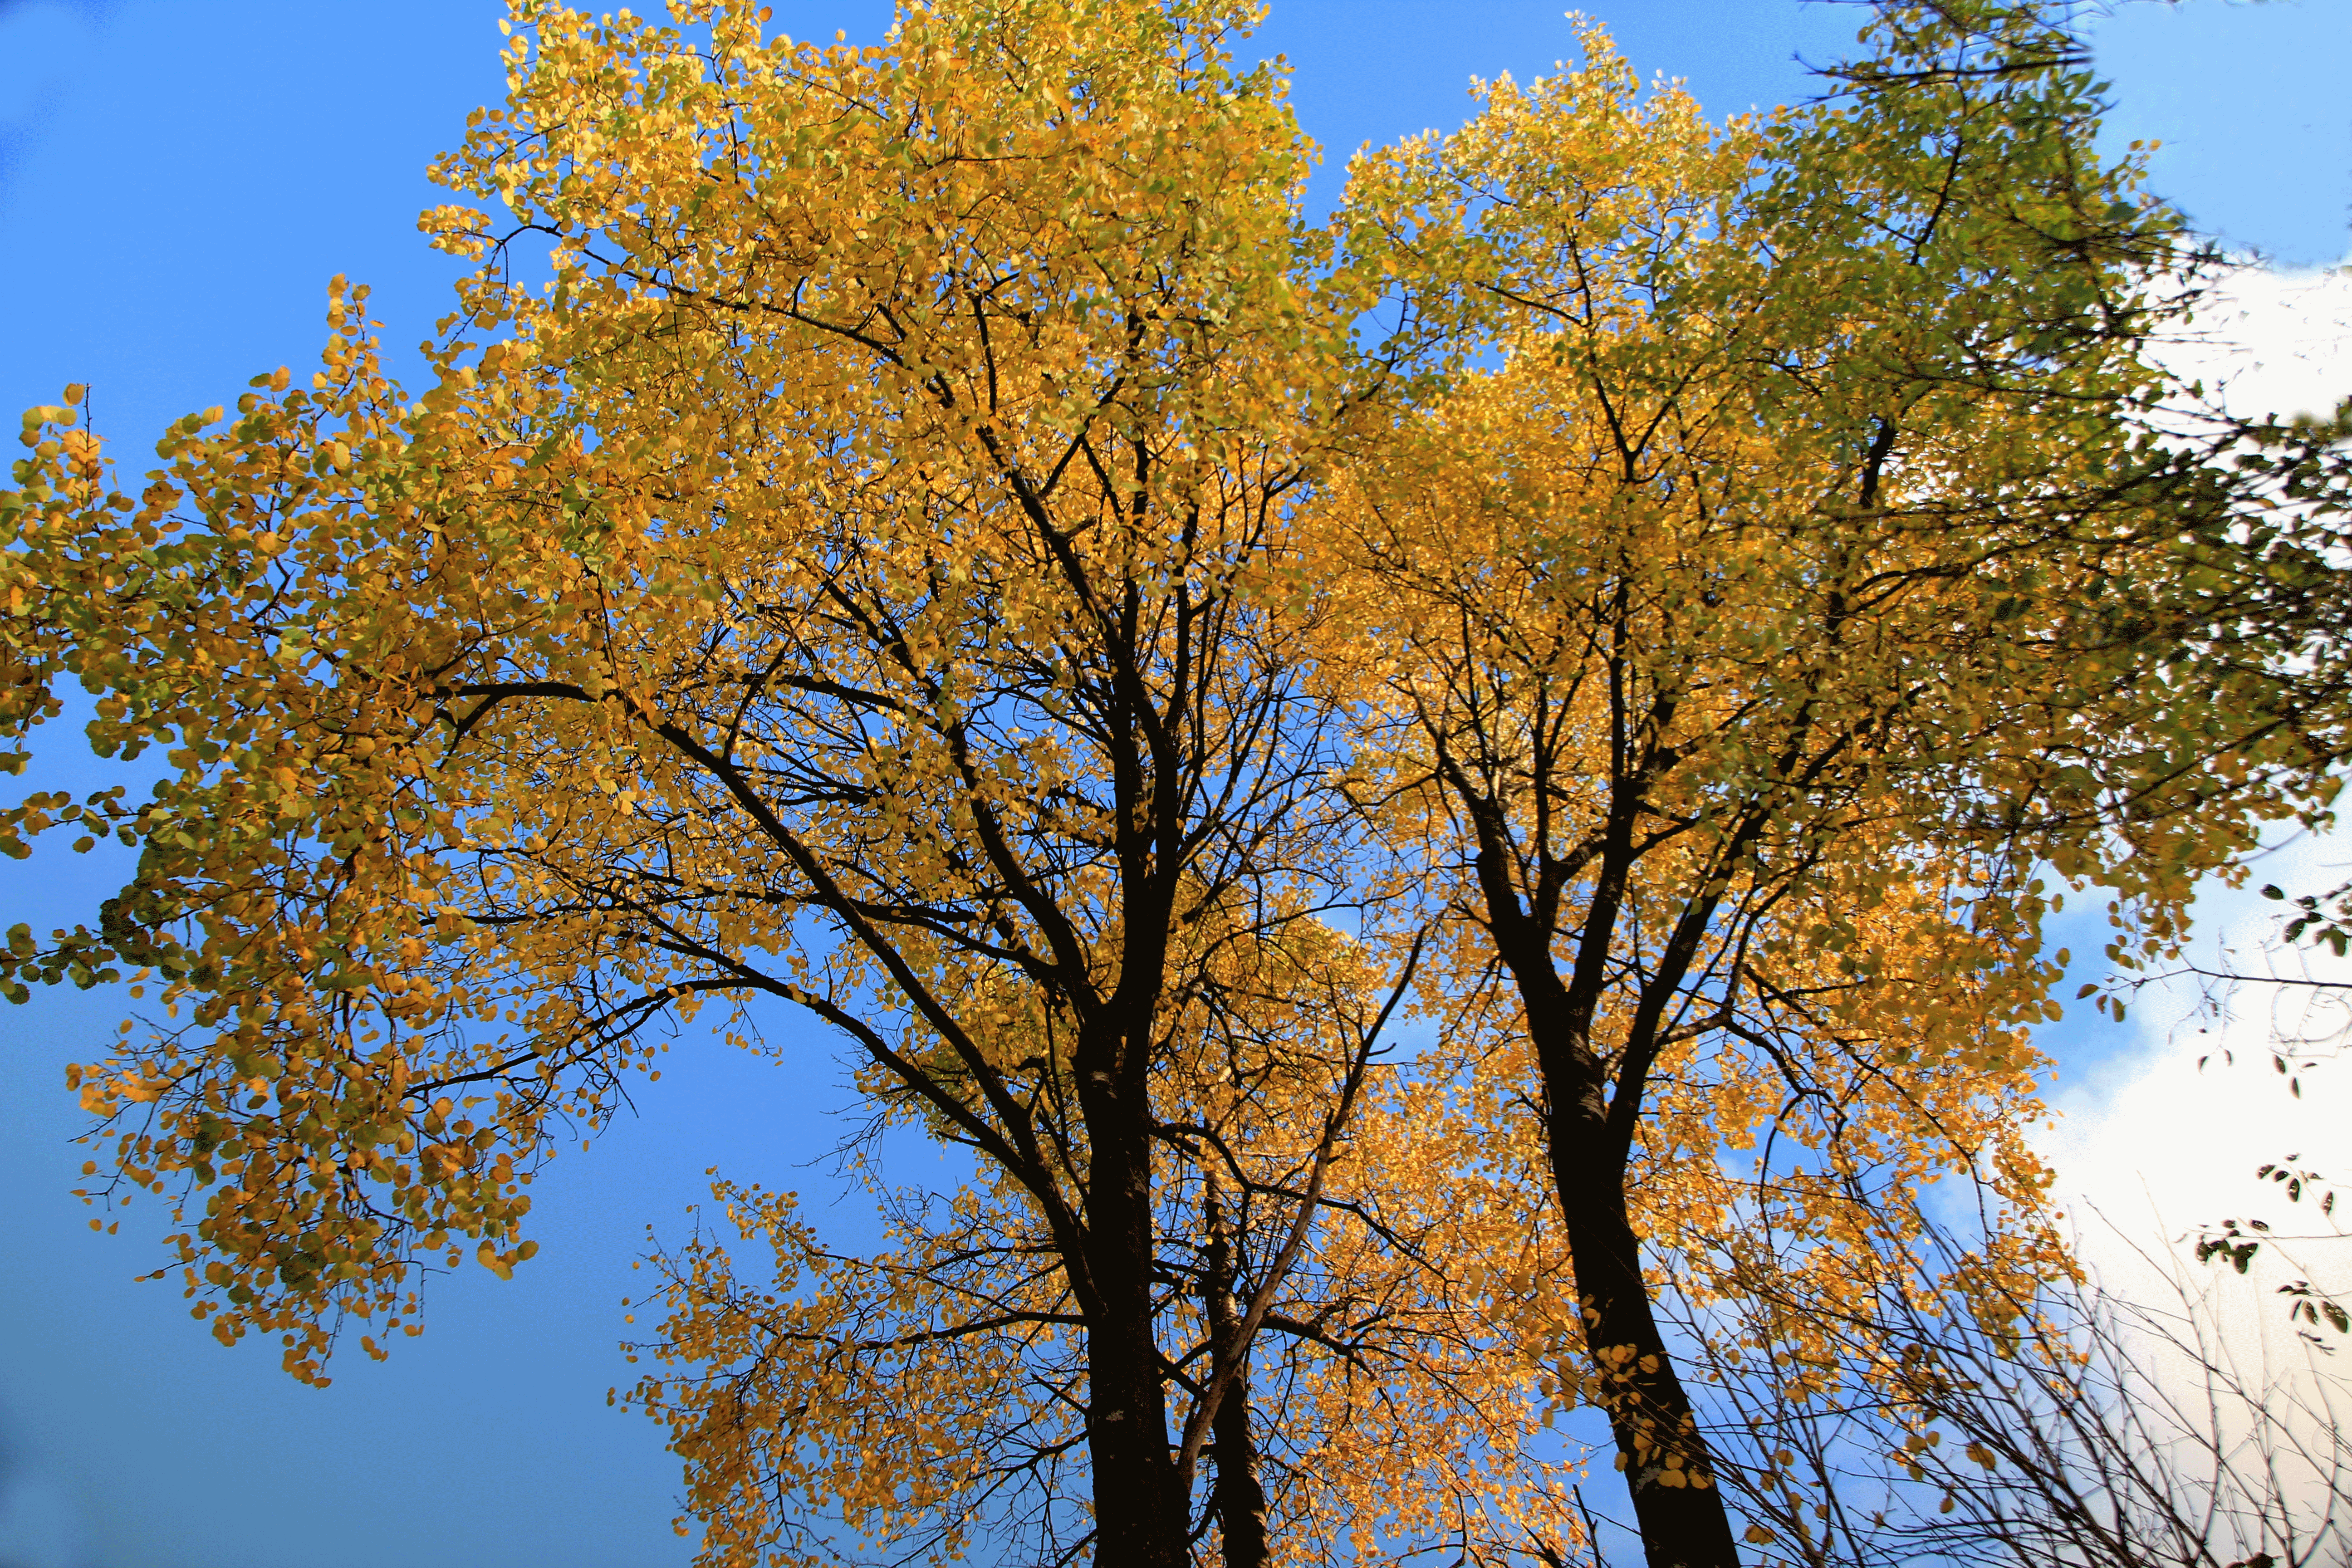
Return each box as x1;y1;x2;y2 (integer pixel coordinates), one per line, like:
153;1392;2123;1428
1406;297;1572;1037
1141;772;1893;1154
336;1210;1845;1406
4;2;2347;1565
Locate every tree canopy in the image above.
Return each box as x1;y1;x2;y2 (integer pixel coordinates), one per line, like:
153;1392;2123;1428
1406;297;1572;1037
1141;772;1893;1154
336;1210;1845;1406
5;1;2347;1566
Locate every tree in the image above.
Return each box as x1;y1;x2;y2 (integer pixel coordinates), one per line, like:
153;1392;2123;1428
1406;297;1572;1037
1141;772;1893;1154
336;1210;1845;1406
623;921;1586;1567
1321;4;2351;1564
9;3;2350;1568
0;1;1446;1562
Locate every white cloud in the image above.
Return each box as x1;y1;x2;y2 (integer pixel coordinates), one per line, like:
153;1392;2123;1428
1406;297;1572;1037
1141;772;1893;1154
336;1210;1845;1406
2043;827;2352;1302
2030;267;2352;1523
2156;260;2352;424
2048;263;2352;1277
2038;830;2352;1539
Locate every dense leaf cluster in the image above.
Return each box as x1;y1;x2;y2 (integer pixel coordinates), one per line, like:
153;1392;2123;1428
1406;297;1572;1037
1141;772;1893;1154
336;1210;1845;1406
5;2;2346;1566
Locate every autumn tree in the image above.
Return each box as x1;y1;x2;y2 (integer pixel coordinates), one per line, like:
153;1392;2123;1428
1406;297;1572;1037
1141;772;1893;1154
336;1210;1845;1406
0;1;1485;1563
1321;4;2352;1564
625;914;1589;1566
10;4;2351;1568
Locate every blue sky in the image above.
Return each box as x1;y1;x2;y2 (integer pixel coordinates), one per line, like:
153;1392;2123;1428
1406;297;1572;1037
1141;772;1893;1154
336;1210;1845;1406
0;3;2345;1566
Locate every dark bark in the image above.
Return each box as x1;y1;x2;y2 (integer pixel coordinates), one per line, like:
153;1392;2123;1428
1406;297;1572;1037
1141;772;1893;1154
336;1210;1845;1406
1076;1004;1189;1568
1072;576;1195;1568
1452;723;1744;1568
1500;926;1743;1568
1073;625;1190;1568
1204;1182;1270;1568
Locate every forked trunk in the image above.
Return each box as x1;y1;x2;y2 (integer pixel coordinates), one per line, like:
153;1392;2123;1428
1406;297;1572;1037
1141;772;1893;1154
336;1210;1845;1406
1504;906;1744;1568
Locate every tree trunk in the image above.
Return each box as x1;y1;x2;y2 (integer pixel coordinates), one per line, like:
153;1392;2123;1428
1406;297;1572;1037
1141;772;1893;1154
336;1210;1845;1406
1499;899;1744;1568
1079;1015;1188;1568
1205;1183;1270;1568
1548;1122;1743;1568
